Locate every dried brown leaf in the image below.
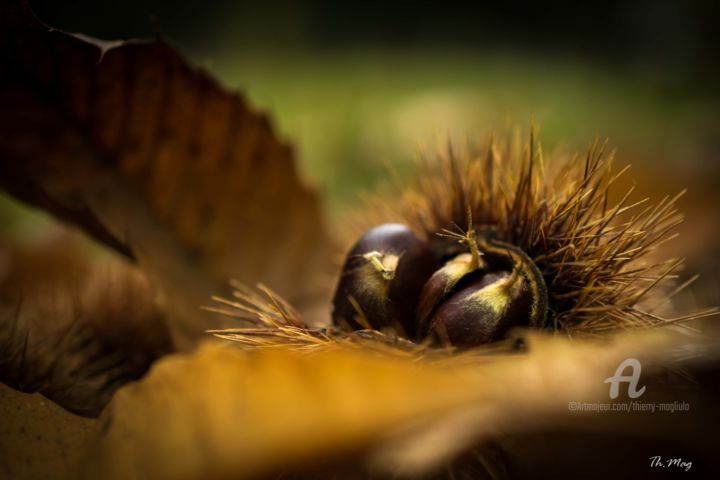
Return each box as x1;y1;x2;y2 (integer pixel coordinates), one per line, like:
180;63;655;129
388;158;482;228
0;2;334;348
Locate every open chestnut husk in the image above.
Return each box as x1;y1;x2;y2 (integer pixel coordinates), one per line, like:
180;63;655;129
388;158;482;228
331;223;438;336
332;220;548;348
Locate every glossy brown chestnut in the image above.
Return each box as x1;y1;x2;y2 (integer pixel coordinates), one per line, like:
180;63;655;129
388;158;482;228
427;269;533;347
331;223;438;336
415;252;486;332
417;232;548;347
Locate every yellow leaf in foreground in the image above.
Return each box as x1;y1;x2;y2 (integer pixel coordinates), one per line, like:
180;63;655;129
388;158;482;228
84;329;708;479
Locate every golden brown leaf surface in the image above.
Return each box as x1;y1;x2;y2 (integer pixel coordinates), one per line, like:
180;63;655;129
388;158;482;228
0;2;334;347
83;330;715;479
1;329;716;479
0;383;98;480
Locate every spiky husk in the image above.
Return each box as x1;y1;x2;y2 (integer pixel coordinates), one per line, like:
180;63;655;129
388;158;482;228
206;280;530;361
207;281;428;355
361;132;717;336
211;130;717;348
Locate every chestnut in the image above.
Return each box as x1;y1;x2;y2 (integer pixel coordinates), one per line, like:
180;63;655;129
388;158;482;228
422;235;548;348
331;223;438;336
415;252;485;333
416;220;487;333
426;269;533;347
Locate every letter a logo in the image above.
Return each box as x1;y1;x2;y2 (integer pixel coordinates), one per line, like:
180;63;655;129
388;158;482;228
604;358;646;399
